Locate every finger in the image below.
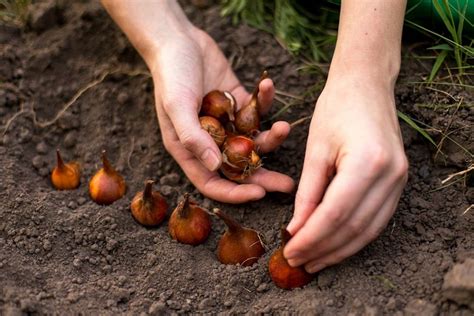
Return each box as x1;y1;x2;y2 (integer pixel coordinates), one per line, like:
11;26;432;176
304;192;401;273
243;168;295;193
254;121;290;154
258;78;275;115
231;78;274;114
294;175;404;264
284;157;381;263
156;105;266;203
163;94;222;172
286;123;333;235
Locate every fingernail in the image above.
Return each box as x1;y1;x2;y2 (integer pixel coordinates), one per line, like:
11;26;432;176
307;263;326;273
284;250;300;260
201;149;221;171
286;219;296;233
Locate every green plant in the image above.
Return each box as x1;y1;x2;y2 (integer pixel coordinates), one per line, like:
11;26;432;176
220;0;338;62
406;0;474;82
0;0;30;26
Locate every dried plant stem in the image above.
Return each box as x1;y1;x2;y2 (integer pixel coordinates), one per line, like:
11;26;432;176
441;164;474;185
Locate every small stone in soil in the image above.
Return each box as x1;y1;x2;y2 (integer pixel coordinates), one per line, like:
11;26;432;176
160;173;180;186
442;258;474;309
403;299;437;316
36;142;48;154
32;155;45;169
77;197;87;205
39;168;50;177
64;131;78;148
148;301;167;315
160;185;174;197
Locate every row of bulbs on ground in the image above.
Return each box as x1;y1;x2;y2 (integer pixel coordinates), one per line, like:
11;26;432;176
49;70;314;290
51;149;313;290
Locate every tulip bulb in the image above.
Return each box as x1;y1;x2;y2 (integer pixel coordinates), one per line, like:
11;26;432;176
89;150;126;205
51;149;81;190
221;135;261;181
200;116;226;147
201;90;236;123
234;71;268;135
131;180;168;227
214;208;265;266
169;193;211;245
268;228;314;289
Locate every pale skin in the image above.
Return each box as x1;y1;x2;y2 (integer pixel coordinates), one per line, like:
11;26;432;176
102;0;408;273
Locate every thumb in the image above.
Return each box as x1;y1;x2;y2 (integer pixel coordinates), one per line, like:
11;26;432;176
163;94;222;172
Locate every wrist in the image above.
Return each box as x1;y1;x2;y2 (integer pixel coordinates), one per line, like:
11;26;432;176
102;0;197;70
327;50;401;90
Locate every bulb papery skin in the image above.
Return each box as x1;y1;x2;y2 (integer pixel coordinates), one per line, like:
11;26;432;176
201;90;236;123
51;162;81;190
214;209;265;266
51;150;81;190
200;116;226;147
169;194;211;245
89;151;126;205
221;136;261;181
268;247;314;289
89;170;126;205
234;70;268;135
131;182;168;227
234;100;260;135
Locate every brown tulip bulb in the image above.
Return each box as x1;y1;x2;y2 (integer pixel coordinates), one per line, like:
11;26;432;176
200;116;226;147
51;149;81;190
169;193;211;245
201;90;236;123
214;208;265;266
234;71;268;135
221;135;261;181
89;150;126;205
268;228;314;289
130;180;168;227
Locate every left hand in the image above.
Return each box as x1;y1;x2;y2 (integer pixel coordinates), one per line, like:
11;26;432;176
284;74;408;273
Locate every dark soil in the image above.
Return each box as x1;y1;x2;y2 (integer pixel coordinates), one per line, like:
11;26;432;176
1;1;473;315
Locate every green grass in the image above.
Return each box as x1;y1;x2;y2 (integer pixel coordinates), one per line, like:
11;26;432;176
0;0;30;26
221;0;338;63
405;0;473;83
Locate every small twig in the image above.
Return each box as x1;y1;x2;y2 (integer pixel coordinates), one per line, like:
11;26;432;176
127;137;136;171
2;69;151;135
441;164;474;185
2;104;33;136
425;86;458;102
462;205;473;216
290;115;311;128
275;89;304;101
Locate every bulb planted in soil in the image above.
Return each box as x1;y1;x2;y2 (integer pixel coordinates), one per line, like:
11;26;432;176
131;180;168;227
51;149;81;190
169;193;211;245
268;228;314;289
89;150;126;205
214;208;265;266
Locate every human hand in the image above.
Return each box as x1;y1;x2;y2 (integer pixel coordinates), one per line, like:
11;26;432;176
283;75;408;273
149;28;294;203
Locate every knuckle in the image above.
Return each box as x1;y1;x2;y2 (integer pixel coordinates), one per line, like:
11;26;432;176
362;145;390;174
365;226;385;243
178;130;198;152
393;154;409;182
346;220;365;237
324;208;345;226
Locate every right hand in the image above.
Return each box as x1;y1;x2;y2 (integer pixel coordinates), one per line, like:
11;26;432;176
149;28;294;203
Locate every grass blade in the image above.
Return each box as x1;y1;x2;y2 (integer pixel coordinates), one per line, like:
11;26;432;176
397;110;437;147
